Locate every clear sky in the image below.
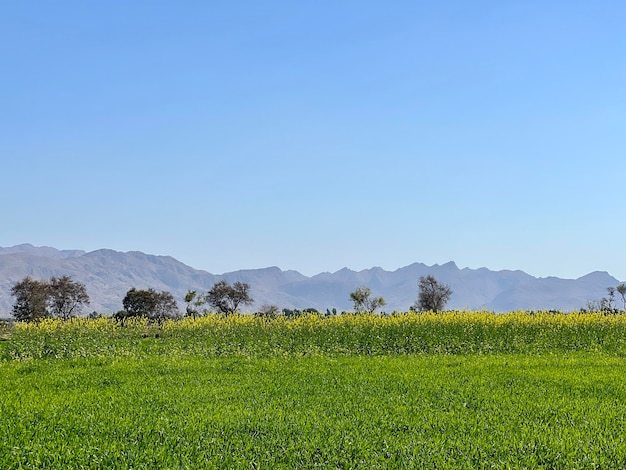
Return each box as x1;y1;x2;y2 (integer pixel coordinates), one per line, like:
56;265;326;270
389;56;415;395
2;1;625;280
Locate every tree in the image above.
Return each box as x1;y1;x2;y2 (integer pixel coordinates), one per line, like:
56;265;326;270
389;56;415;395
152;290;180;321
282;308;303;318
617;284;626;311
413;275;452;312
48;275;90;320
122;288;179;321
255;304;279;319
10;275;90;322
584;299;602;312
349;286;386;314
10;276;50;321
184;290;204;318
123;288;157;318
606;287;617;311
204;280;253;315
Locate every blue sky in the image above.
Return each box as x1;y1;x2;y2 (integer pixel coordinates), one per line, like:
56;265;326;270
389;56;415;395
2;1;625;280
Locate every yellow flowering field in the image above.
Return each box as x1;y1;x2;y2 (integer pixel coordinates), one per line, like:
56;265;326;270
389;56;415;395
3;311;626;360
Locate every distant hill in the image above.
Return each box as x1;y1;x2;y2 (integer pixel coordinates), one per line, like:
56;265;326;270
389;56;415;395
0;244;621;317
0;243;86;259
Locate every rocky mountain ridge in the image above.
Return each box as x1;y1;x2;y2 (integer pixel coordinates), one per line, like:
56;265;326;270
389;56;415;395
0;245;620;316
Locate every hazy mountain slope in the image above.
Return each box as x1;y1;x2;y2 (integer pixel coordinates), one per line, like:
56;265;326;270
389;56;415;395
0;243;86;258
0;245;620;316
0;249;219;315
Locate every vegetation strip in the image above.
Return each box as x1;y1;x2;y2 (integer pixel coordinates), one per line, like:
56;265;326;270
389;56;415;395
2;354;626;468
3;311;626;360
3;313;626;468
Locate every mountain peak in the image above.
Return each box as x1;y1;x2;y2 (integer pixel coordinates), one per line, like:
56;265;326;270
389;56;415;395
577;271;619;283
440;261;459;270
0;245;622;315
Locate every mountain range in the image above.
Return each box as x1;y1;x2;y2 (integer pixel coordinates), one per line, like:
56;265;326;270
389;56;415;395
0;244;620;317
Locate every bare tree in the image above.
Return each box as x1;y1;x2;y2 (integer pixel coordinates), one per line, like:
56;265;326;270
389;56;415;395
617;284;626;311
606;287;617;310
584;299;602;312
204;280;253;315
413;275;452;312
349;286;386;314
256;304;280;319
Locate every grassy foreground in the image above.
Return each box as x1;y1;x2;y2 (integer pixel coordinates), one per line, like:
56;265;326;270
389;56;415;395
2;354;626;468
2;313;626;468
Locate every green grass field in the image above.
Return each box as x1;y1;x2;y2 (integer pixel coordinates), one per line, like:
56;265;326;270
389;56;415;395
2;313;626;468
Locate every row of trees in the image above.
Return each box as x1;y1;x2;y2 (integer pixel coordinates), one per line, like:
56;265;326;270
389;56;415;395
114;280;254;322
348;275;452;314
11;275;90;321
15;273;626;321
9;275;452;322
8;277;255;322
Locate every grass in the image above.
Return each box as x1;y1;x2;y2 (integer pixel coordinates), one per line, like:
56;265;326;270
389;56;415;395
2;312;626;468
2;354;626;468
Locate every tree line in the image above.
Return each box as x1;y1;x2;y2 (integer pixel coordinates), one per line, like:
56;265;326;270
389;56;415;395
7;274;453;322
